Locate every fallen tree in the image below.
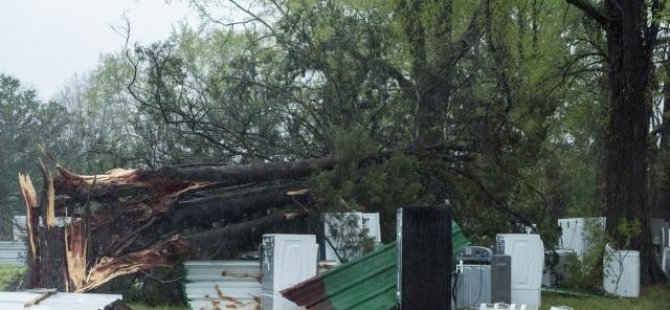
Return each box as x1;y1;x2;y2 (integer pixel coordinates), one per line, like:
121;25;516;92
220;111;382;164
18;157;332;291
17;147;526;292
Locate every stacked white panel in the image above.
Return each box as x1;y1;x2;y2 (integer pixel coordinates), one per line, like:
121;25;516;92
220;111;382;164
362;213;382;243
496;234;544;308
12;216;71;242
183;260;261;310
261;234;318;310
12;216;26;242
0;242;26;265
662;247;670;276
557;217;605;261
650;218;668;246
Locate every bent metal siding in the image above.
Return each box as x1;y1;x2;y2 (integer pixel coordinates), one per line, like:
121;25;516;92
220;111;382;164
184;260;261;310
281;220;469;310
0;242;26;265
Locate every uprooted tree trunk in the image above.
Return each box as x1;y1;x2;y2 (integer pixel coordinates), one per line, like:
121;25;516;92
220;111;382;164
19;156;335;291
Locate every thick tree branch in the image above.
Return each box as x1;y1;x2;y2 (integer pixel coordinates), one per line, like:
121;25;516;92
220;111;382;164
153;155;336;186
566;0;609;27
445;0;488;67
185;211;306;242
162;181;310;233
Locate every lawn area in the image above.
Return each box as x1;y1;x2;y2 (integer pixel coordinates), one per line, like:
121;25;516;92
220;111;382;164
541;286;670;310
0;265;24;291
128;304;188;310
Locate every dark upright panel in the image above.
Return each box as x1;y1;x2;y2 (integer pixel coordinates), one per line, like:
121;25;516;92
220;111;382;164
397;207;452;310
490;254;512;304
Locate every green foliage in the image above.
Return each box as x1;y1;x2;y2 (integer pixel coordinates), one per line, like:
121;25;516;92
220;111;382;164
0;75;74;238
613;218;642;249
140;0;607;244
98;267;186;307
312;131;426;241
0;265;25;291
323;213;376;262
562;219;608;290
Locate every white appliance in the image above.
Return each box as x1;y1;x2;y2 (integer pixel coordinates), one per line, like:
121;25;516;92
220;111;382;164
662;228;670;276
650;219;668;246
603;243;640;297
362;213;381;243
662;228;670;248
261;234;318;310
457;265;491;308
455;246;494;308
651;220;669;270
557;217;605;261
496;234;544;308
323;212;381;262
663;247;670;276
478;304;539;310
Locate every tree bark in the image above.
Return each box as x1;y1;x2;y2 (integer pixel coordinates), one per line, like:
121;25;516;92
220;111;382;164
150;156;335;186
651;49;670;221
568;0;666;284
159;181;310;233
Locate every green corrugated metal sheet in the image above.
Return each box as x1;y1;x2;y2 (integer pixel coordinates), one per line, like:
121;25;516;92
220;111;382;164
451;220;470;252
324;242;397;310
281;220;469;310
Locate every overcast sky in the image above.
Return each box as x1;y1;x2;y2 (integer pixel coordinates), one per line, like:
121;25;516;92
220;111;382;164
0;0;198;101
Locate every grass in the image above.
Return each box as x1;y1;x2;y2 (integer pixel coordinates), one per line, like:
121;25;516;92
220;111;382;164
128;304;188;310
541;286;670;310
0;265;25;291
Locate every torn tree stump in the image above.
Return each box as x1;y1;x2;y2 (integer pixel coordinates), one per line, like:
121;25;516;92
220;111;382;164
18;156;329;292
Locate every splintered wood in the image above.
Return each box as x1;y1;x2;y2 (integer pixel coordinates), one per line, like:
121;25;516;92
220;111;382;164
18;174;38;263
19;167;199;291
17;157;323;291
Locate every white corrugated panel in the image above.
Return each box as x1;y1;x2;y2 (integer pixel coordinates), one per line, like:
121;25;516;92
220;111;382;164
557;217;605;261
12;216;26;242
12;216;71;242
0;292;120;310
0;242;27;265
184;260;261;310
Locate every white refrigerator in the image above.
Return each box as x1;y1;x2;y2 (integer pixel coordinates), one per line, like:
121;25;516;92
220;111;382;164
261;234;318;310
495;233;544;308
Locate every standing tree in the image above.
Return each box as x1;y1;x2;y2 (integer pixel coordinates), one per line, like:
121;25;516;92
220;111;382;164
566;0;665;283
